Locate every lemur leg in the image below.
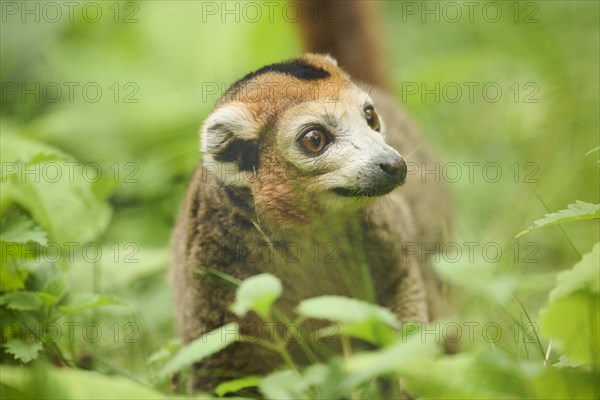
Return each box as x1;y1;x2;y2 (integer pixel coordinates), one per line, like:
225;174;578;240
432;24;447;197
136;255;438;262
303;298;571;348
389;255;430;324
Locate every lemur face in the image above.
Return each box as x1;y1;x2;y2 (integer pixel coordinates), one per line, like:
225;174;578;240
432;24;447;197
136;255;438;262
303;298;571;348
201;54;406;225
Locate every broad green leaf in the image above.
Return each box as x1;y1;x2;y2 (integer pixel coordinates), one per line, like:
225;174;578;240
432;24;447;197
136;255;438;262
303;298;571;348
552;354;581;368
230;273;282;320
539;243;600;366
517;201;600;238
0;212;47;245
338;317;398;346
147;339;181;364
1;135;113;244
0;291;44;311
0;133;70;166
58;293;121;314
534;362;600;399
401;351;533;399
0;257;29;292
343;333;440;391
41;275;67;298
215;375;263;397
0;364;168;399
160;322;239;377
260;362;347;399
5;161;113;245
3;339;43;363
35;292;60;308
296;296;399;329
259;370;304;400
540;293;598;366
0;133;71;218
548;243;600;301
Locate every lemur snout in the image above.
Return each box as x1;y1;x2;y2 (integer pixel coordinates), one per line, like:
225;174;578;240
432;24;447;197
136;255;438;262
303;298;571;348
379;155;407;185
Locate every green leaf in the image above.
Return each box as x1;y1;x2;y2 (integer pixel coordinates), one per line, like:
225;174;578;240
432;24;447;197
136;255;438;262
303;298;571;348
58;293;121;314
230;273;282;320
343;333;440;390
0;256;29;292
259;362;346;399
1;137;113;244
215;375;263;397
552;354;581;368
548;243;600;300
0;212;47;245
3;339;43;363
540;293;599;366
401;351;533;399
0;133;71;166
0;364;169;399
0;292;44;311
517;201;600;238
534;362;599;399
147;339;181;364
258;370;304;400
35;293;59;308
338;318;398;347
160;322;239;377
35;274;68;308
259;365;331;400
296;296;399;329
41;275;67;298
539;243;600;366
5;164;112;244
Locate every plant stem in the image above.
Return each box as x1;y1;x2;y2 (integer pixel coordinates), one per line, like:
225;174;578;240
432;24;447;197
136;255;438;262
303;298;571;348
341;335;352;359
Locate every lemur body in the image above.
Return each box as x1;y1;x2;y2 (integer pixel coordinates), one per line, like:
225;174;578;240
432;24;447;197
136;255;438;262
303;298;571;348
171;2;451;392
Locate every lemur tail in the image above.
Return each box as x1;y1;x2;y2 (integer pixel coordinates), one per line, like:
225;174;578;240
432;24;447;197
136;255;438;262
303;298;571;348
295;0;389;88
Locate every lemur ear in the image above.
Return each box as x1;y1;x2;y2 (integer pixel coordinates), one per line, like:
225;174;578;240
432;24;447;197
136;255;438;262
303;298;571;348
200;102;260;172
322;54;338;66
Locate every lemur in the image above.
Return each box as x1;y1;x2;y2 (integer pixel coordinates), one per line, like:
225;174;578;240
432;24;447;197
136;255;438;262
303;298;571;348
171;0;451;392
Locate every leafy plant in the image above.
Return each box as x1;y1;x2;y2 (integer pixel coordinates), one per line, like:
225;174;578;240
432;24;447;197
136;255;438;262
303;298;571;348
1;135;119;367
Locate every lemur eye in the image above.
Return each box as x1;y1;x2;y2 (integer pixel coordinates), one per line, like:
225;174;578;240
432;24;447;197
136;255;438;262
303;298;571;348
364;106;380;132
299;129;329;154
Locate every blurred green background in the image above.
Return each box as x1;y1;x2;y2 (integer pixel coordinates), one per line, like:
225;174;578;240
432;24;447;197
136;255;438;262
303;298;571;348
1;0;598;397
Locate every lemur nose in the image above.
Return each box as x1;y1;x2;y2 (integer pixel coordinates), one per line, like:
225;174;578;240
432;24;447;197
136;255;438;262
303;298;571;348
379;156;407;183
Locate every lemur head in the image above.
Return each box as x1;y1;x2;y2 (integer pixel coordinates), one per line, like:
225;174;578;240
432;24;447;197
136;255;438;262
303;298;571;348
201;54;407;225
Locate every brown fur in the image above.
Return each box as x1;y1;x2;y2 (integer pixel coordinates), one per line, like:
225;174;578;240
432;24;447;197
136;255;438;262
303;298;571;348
170;3;452;394
296;1;389;88
171;85;451;391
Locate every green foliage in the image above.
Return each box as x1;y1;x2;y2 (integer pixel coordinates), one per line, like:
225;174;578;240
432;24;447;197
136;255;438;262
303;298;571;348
230;273;282;320
1;1;598;398
259;366;331;400
0;292;44;312
296;296;399;328
534;365;600;399
0;365;168;399
517;201;600;238
215;376;263;397
1;134;113;245
160;323;239;378
3;340;44;363
0;213;47;246
539;243;599;366
297;296;399;346
0;136;122;369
